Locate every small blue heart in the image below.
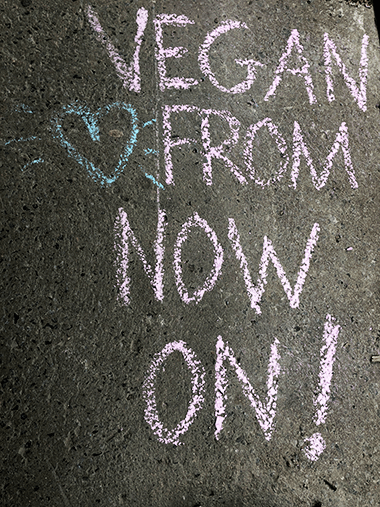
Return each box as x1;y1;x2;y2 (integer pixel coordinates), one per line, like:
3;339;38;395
51;102;139;186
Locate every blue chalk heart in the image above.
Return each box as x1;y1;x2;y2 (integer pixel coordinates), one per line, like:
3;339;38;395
51;102;139;186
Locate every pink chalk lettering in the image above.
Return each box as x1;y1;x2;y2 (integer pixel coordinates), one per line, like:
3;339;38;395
201;109;246;185
87;5;148;92
153;14;199;91
264;29;316;104
314;315;340;426
303;432;326;462
291;121;357;190
228;219;319;315
215;335;281;441
198;20;264;94
143;340;206;445
162;104;200;185
303;315;340;461
114;207;167;305
173;212;224;304
324;33;369;112
244;118;289;187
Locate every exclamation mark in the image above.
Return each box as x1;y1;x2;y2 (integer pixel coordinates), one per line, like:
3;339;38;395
303;314;340;461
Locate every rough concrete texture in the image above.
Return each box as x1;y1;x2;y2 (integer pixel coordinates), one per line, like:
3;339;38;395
1;0;380;506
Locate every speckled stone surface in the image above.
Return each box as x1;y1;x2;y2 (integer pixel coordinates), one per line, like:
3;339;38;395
1;1;379;506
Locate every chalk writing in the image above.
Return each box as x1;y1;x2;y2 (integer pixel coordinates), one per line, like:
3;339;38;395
228;220;320;314
143;340;206;445
324;33;369;112
198;20;264;94
264;29;316;104
114;209;319;309
114;206;166;304
215;335;281;441
154;14;199;91
303;314;340;461
173;212;224;304
244;118;289;187
291;121;357;190
87;5;148;93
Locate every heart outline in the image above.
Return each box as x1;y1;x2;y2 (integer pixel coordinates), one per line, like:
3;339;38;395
51;101;139;186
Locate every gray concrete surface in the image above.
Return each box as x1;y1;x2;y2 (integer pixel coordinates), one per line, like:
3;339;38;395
1;0;380;505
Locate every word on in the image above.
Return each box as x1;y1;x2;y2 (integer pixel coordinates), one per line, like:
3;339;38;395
142;315;340;462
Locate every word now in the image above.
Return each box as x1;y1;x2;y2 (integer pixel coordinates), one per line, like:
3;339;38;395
142;315;340;462
114;207;320;314
87;6;369;111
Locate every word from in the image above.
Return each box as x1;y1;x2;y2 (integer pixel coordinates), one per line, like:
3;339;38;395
8;101;358;190
114;207;319;314
163;106;357;189
142;315;340;461
87;6;369;111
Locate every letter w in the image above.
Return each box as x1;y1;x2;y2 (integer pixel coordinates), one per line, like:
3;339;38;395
228;219;320;314
215;335;281;441
114;207;167;305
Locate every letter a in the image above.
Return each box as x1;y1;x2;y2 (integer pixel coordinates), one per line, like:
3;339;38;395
264;29;316;104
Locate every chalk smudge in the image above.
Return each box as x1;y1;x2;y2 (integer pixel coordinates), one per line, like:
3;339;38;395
173;212;224;304
228;219;320;314
4;136;40;146
143;340;206;445
22;158;45;171
215;335;281;441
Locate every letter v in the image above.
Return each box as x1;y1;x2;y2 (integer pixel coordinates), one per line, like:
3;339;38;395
228;219;320;314
87;5;148;92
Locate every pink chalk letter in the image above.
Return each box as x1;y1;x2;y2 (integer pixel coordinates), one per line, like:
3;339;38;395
324;33;369;112
174;212;224;304
264;29;316;104
201;109;246;185
215;335;281;441
291;120;357;190
199;20;264;94
154;14;199;91
244;118;289;187
143;341;206;445
114;207;167;305
303;315;340;461
162;104;200;185
228;219;320;314
87;5;148;92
